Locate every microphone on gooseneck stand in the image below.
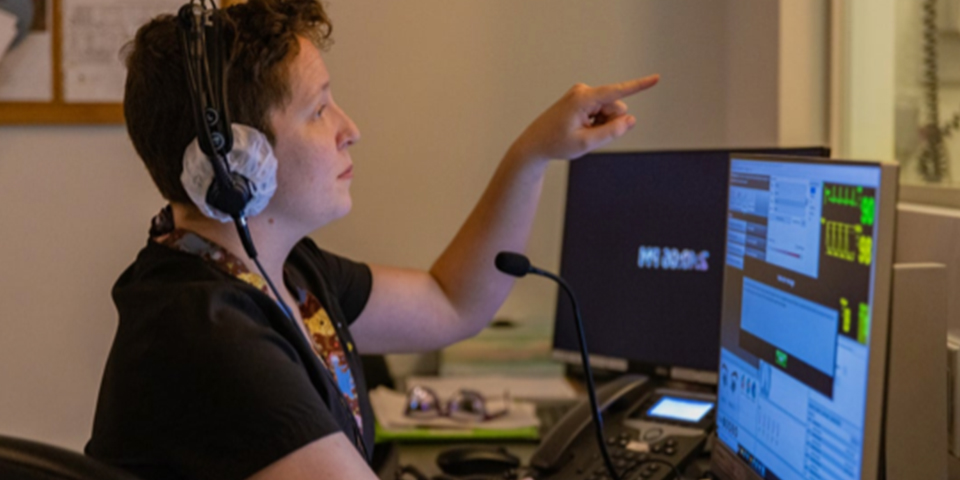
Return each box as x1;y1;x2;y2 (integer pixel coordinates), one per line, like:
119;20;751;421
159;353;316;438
494;251;622;480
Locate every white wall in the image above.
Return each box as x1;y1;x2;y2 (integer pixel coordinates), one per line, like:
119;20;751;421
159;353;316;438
724;0;780;146
836;0;897;160
0;0;819;450
0;127;160;448
316;0;731;325
779;0;829;146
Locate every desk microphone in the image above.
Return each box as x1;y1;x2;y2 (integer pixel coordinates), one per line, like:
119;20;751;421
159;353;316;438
494;251;540;277
494;251;621;480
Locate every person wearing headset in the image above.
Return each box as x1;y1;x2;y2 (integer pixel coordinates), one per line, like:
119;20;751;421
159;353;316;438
84;1;658;479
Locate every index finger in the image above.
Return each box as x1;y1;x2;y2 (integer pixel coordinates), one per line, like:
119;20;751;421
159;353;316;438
593;74;660;103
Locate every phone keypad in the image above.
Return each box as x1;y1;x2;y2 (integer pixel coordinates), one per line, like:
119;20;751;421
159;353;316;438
573;431;696;480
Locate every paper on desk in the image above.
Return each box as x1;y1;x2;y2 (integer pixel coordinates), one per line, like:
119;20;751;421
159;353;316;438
405;375;578;401
0;9;16;61
370;387;539;430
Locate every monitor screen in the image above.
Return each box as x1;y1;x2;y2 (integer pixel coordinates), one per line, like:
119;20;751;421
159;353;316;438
552;147;829;380
713;156;892;480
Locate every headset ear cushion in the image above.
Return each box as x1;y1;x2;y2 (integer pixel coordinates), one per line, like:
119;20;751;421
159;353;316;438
181;124;278;222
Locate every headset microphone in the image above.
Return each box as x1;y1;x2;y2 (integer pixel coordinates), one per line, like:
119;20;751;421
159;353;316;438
495;251;623;480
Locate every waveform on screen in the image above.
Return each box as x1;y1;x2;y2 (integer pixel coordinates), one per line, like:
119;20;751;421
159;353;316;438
822;220;872;266
824;184;876;226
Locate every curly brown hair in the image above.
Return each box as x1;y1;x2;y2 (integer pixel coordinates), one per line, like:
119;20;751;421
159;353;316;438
123;0;333;204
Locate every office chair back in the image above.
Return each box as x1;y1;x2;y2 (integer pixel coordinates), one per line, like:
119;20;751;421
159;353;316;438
0;435;141;480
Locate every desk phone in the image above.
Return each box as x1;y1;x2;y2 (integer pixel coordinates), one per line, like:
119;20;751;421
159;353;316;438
529;375;715;480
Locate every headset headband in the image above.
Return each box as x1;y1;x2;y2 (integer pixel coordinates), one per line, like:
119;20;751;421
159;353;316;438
178;0;233;158
178;0;252;221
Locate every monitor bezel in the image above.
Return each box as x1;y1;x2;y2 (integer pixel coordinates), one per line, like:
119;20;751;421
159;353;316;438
550;146;831;386
711;153;897;480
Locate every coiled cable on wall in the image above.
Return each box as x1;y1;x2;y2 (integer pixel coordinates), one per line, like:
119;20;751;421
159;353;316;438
919;0;950;182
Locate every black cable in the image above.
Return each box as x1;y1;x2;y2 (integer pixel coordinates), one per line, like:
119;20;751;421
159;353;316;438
544;272;689;480
252;254;294;320
245;220;370;462
533;267;620;480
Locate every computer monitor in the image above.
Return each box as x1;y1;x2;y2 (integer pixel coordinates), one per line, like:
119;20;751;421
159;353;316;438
712;155;897;480
552;147;829;384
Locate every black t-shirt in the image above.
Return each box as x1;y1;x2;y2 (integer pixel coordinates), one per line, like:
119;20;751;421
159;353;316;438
85;237;374;480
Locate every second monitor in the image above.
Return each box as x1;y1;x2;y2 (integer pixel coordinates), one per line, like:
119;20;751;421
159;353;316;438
552;147;830;383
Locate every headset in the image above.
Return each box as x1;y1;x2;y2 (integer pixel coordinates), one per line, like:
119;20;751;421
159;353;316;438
175;0;370;461
176;0;292;319
177;0;259;256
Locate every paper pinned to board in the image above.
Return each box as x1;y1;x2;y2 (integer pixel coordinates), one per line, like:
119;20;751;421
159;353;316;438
0;9;18;63
0;0;52;101
405;374;578;401
0;29;52;101
61;0;183;103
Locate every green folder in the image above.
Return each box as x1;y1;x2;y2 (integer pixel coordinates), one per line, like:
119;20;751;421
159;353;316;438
374;421;540;443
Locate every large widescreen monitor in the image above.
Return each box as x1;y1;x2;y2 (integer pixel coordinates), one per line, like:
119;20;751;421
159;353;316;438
552;147;829;383
711;155;897;480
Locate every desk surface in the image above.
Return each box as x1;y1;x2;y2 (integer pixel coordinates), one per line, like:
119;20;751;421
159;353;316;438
387;374;959;479
396;442;539;478
394;441;960;479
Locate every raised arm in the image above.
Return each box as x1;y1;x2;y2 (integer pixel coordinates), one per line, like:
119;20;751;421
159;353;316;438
350;75;660;354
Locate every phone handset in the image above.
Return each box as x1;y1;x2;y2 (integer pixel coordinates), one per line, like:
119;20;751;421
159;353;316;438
530;374;650;473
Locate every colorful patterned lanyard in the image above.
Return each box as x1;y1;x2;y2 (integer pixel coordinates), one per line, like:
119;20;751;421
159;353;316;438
156;229;363;429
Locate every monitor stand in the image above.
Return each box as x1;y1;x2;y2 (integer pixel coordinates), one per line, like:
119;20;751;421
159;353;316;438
885;263;948;479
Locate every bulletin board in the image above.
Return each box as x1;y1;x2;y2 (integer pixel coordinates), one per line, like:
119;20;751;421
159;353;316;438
0;0;183;124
